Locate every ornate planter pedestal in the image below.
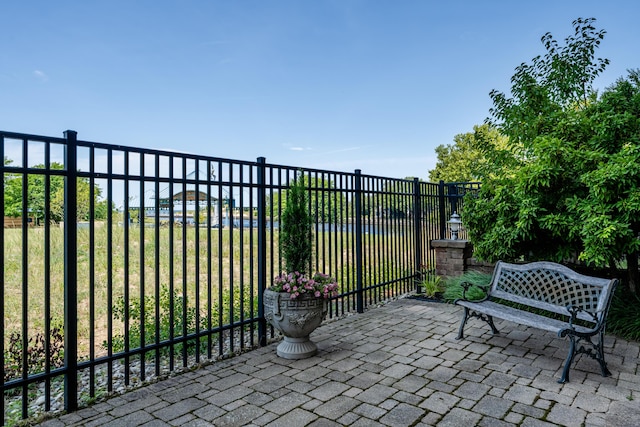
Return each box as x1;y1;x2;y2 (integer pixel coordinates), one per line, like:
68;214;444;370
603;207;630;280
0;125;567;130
263;289;328;359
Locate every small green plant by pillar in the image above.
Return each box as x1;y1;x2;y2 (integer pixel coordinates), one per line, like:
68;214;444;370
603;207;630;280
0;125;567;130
421;275;444;298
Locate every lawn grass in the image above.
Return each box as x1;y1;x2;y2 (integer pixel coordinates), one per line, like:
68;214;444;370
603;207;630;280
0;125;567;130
3;221;418;359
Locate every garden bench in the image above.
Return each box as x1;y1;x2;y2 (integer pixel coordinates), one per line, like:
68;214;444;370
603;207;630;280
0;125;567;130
455;261;618;383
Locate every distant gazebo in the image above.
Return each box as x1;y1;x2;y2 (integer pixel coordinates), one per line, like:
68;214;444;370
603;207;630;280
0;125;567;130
150;169;220;225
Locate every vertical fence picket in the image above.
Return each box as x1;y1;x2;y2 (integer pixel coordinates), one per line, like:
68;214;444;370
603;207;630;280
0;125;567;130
63;130;78;412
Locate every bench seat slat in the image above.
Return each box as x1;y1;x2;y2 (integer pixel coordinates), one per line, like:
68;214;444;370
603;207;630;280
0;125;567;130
455;299;595;334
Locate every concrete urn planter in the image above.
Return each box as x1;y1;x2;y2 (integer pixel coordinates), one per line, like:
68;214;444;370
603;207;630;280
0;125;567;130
263;288;328;359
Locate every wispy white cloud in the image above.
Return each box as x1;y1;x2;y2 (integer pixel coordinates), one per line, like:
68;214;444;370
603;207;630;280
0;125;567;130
284;144;312;151
33;70;49;82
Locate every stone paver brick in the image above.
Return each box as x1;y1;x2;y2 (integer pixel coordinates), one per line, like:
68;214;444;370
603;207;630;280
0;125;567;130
504;411;524;425
169;413;196;426
264;408;317;427
153;397;207;422
355;383;398;405
419;391;460;414
484;371;518;389
206;385;253;407
307;381;351;402
392;374;425;393
596;382;632;401
391;343;422;356
211;404;266;427
192;403;226;422
347;371;384;389
520;417;557;427
412;355;443;370
102;410;155;426
456;371;486;383
379;399;398;410
313;396;360;420
206;373;252;391
351;419;387;427
503;384;539;405
545;403;587;427
380;363;415;379
138;420;174;427
292;366;332;382
109;396;166;418
354;402;387;420
510;364;542;379
585;412;607;427
329;358;365;373
426;380;456;393
379;402;425;426
435;407;482;427
606;398;640;426
473;395;513;419
573;391;610;412
457;398;476;410
439;349;469;362
478;417;516;427
263;391;311;415
325;369;354;383
511;402;546;419
540;390;573;405
161;382;210;403
335;412;360;426
425;366;458;383
83;415;116;427
453;381;491;400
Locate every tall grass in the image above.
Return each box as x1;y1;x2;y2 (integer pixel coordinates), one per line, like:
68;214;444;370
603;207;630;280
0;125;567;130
3;222;419;359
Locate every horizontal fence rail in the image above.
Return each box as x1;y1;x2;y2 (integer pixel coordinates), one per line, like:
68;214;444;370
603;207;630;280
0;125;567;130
1;130;472;424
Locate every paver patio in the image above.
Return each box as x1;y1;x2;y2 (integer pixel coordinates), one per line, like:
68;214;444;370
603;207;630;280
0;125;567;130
37;297;640;426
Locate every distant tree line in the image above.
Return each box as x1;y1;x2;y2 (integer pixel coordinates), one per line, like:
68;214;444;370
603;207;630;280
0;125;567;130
3;157;113;223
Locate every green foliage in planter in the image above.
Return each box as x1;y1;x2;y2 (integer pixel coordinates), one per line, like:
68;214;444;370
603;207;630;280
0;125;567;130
443;271;492;303
280;174;313;275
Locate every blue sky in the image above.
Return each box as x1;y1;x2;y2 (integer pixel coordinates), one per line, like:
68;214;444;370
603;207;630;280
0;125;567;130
2;1;639;181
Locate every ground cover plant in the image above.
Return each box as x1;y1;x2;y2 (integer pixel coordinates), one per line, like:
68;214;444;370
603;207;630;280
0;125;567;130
442;270;491;303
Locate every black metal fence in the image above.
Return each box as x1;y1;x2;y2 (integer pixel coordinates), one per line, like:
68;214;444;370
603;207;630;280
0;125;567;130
1;130;475;424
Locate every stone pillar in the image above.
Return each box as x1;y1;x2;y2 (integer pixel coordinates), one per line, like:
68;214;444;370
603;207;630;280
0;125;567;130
431;239;474;278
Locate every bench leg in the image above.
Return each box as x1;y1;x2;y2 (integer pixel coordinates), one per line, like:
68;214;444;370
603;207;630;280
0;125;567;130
559;336;576;384
596;329;612;378
456;307;469;340
487;315;499;335
457;309;500;340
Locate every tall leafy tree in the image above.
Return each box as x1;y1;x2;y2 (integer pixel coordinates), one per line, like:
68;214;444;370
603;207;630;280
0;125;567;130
429;124;508;182
465;18;640;293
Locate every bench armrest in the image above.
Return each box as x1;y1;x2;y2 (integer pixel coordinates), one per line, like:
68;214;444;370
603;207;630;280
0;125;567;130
565;304;599;327
457;281;490;303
